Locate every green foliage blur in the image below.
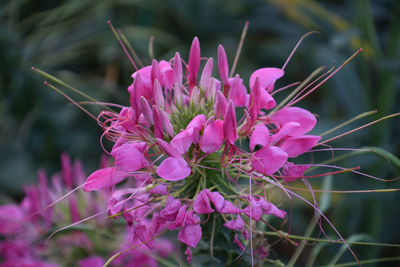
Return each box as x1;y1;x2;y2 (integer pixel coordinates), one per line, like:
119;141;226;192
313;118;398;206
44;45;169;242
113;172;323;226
1;0;399;265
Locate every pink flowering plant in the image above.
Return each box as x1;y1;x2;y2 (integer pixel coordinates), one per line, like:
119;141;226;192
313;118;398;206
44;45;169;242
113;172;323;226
29;22;400;266
0;154;173;267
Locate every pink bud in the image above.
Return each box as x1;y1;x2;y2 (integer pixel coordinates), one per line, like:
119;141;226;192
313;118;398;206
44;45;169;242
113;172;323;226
152;105;164;139
140;96;153;125
174;52;183;85
223;101;238;145
153;79;164;108
160;109;175;137
228;75;248;107
199;57;214;90
214;91;228;119
188;37;200;90
218;45;229;86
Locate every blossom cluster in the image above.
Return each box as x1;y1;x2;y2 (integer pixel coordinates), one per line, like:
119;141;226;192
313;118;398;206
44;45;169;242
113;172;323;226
83;37;322;262
0;154;172;267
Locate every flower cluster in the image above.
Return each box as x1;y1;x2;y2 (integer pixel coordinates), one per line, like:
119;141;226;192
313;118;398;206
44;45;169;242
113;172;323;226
83;37;322;263
0;154;173;267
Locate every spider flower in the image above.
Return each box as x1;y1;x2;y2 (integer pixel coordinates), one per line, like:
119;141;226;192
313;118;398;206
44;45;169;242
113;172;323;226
83;36;325;263
0;154;173;267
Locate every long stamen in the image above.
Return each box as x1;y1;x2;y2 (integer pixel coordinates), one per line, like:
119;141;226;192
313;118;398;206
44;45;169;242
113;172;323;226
282;31;319;71
108;20;138;70
230;21;250;77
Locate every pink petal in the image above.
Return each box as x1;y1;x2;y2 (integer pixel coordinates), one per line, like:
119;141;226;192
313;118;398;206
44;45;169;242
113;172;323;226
252;146;288;175
224;215;245;230
178;224;202;248
157;157;191;181
188;37;200;90
84;167;126;192
200;119;224;153
171;129;194;154
218;45;229;85
186;114;206;130
159;196;182;221
0;204;24;235
250;124;270;151
280;135;321;157
259;89;276;110
249;67;284;92
223;101;238;145
248;76;261;119
270;122;300;144
193;189;214;214
271;107;317;136
259;199;286;219
115;143;148;172
282;162;310;182
185;246;193;263
228;75;248;106
159;60;174;89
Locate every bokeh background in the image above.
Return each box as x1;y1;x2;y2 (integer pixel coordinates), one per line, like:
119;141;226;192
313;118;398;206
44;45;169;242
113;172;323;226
1;0;399;265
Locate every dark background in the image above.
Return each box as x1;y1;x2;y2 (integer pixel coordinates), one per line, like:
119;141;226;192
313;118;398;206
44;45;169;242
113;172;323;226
1;0;399;265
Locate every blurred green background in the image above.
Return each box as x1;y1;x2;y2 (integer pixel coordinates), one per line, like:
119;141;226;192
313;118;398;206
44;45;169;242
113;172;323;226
1;0;399;265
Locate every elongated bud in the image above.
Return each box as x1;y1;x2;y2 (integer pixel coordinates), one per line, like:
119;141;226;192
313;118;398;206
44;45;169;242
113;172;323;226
249;76;261;120
190;86;200;105
174;83;183;106
224;101;238;145
153;79;165;108
188;37;200;91
206;78;217;102
152;105;164;139
218;45;229;88
199;58;213;90
140;96;153;125
214;90;228;119
151;59;161;89
174;52;183;85
160;109;175;137
61;153;73;188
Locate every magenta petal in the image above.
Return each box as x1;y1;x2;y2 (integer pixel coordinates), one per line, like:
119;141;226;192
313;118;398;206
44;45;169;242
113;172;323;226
270;122;300;144
200;119;224;153
171;129;194;154
84;167;126;192
280;135;321;157
224;215;245;230
228;75;248;107
271;107;317;136
173;52;183;84
178;223;202;248
259;89;276;110
260;199;286;219
283;162;310;181
159;60;174;89
252;146;288;175
0;204;24;235
149;184;168;195
157;157;191;181
115;143;148;172
186;114;206;130
250;124;270;151
249;67;284;92
193;189;214;214
206;190;224;211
